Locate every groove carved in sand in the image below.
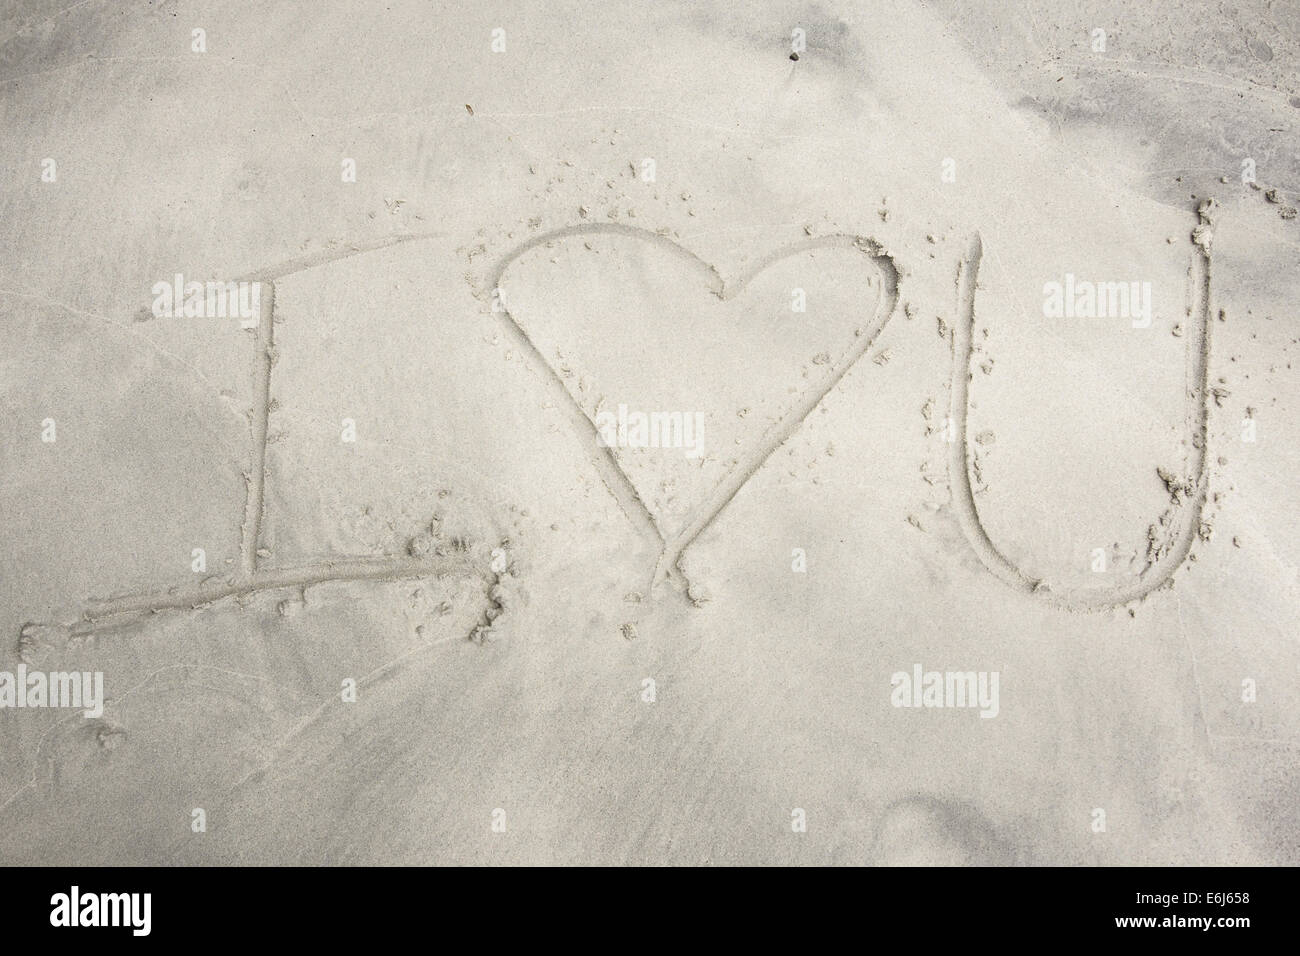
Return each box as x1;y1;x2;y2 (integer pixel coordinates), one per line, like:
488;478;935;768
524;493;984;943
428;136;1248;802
20;261;492;649
948;208;1214;611
21;223;899;643
490;224;900;596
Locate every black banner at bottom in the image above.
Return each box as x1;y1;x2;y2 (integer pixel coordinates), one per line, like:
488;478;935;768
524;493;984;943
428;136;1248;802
0;865;1280;942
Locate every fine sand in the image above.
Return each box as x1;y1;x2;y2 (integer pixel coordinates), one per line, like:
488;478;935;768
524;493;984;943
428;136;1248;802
1;0;1298;865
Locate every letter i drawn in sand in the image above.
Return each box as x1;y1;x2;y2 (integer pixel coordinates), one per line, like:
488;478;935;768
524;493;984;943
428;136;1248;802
20;235;493;656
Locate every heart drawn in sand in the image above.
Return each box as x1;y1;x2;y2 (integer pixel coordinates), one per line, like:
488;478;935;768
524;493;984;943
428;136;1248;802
490;223;898;591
